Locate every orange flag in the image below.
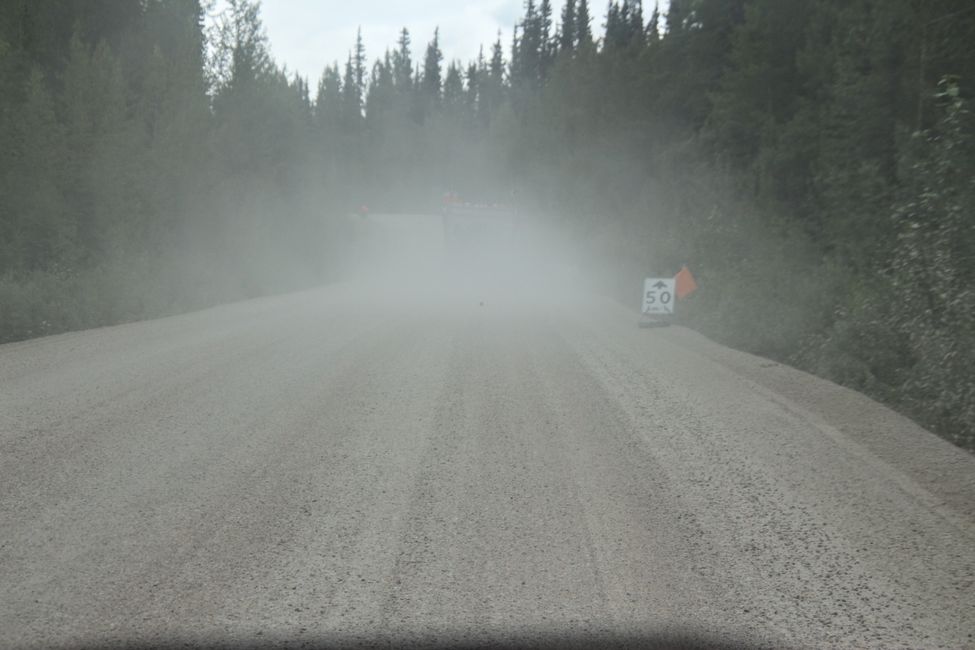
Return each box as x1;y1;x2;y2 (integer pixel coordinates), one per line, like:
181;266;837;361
675;265;698;299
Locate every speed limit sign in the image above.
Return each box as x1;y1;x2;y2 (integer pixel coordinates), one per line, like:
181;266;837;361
643;278;676;315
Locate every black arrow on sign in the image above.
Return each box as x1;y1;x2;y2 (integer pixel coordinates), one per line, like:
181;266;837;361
653;281;668;289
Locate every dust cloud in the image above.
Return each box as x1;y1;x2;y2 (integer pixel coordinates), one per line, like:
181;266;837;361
326;204;594;311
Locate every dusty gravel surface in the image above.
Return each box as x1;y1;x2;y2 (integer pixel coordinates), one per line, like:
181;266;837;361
1;280;973;649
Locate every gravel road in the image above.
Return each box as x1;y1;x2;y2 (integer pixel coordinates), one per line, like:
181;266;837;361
1;280;973;649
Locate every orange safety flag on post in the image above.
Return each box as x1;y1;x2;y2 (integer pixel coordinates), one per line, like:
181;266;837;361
675;265;698;299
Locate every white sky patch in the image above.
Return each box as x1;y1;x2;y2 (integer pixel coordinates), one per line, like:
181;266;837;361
213;0;670;84
247;0;517;83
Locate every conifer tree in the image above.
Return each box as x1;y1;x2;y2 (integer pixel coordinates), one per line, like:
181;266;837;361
443;61;465;114
559;0;577;53
353;27;367;101
576;0;594;50
392;28;413;91
420;27;443;115
341;53;361;127
315;63;343;133
539;0;554;75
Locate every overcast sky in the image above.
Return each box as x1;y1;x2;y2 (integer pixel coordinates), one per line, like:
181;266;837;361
213;1;670;84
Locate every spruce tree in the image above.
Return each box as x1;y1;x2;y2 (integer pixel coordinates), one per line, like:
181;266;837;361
341;53;361;127
420;27;443;115
315;63;343;134
576;0;594;50
540;0;554;75
559;0;577;53
393;28;413;91
353;27;367;101
443;61;465;114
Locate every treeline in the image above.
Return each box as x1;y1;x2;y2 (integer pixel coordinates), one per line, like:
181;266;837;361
0;0;335;341
0;0;972;449
516;0;975;451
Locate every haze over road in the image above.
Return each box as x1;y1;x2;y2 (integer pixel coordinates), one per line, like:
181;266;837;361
1;276;974;648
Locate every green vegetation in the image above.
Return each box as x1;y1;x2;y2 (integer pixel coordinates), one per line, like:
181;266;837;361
0;0;972;449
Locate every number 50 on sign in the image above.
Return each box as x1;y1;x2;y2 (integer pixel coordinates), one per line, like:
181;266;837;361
643;278;676;315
